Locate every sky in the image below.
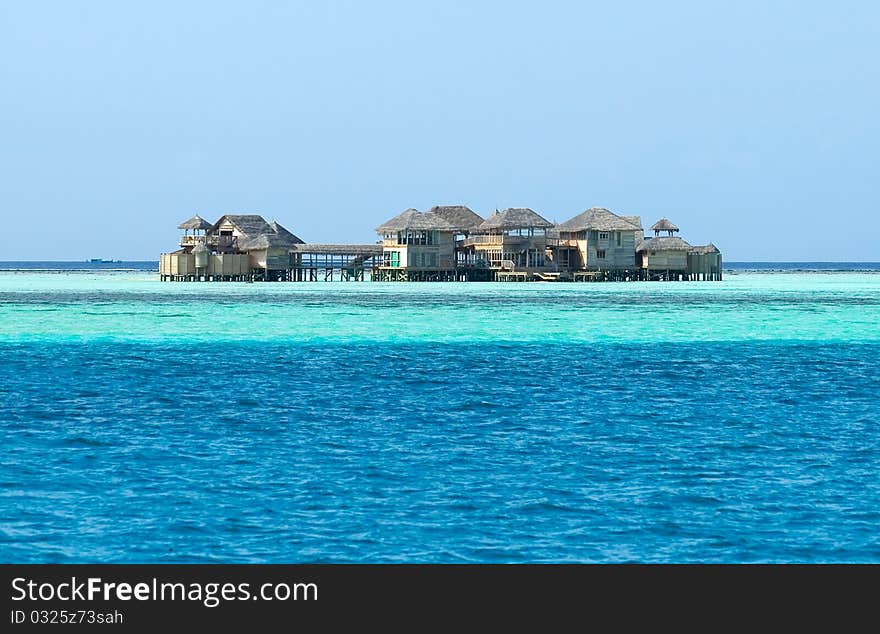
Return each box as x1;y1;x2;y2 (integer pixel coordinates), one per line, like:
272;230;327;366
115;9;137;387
0;1;877;261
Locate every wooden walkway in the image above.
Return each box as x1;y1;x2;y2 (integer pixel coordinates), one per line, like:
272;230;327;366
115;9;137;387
289;243;382;281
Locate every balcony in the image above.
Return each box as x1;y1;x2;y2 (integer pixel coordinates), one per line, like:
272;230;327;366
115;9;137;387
461;234;533;247
207;235;237;249
179;235;206;247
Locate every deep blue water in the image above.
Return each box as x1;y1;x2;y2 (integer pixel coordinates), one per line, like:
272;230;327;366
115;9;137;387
1;341;878;562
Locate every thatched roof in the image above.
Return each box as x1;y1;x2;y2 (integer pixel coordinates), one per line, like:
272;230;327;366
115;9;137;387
268;220;305;245
213;214;275;237
477;208;554;231
291;244;383;255
178;215;213;230
651;218;679;233
637;236;692;252
237;234;292;250
557;207;642;232
427;205;484;231
375;208;455;232
214;214;304;250
622;215;643;230
689;243;720;255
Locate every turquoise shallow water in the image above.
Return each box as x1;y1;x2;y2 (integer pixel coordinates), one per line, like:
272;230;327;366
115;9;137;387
1;271;879;562
1;271;879;343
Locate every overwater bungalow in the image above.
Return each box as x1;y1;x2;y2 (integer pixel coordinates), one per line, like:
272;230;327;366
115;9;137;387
636;218;722;280
555;207;643;272
374;208;459;281
461;208;555;275
687;244;722;281
160;213;303;281
214;215;304;280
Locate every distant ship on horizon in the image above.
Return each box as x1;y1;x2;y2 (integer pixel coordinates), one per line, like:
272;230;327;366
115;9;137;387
88;258;122;263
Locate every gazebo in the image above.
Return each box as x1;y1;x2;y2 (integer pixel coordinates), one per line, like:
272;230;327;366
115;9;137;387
651;218;680;237
177;215;213;247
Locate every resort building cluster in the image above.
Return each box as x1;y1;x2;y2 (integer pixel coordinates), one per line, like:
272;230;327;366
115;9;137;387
159;206;722;282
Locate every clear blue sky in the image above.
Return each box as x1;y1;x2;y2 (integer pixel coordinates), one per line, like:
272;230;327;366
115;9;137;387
1;1;877;260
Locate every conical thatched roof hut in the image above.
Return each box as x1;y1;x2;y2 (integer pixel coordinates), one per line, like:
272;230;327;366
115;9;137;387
651;218;680;235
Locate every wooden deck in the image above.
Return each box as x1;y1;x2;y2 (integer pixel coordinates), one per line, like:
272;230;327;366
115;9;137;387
495;271;530;282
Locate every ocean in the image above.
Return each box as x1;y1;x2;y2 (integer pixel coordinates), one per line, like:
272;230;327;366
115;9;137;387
1;265;878;562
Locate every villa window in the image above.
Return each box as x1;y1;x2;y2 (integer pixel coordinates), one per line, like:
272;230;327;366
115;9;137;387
599;232;609;241
527;249;545;267
597;249;606;259
616;232;622;247
399;231;435;246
